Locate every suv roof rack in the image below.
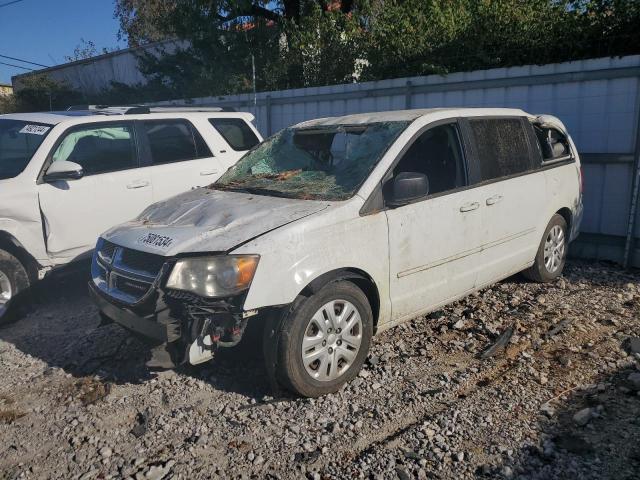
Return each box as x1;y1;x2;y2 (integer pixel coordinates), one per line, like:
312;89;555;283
66;105;150;115
147;106;236;113
66;104;235;115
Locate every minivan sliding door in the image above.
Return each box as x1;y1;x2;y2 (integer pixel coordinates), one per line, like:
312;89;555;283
461;117;546;287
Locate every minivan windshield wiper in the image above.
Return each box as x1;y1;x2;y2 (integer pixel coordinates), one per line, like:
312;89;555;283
211;184;296;199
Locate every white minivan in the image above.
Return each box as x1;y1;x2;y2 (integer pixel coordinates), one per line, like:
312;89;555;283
90;108;582;397
0;106;261;321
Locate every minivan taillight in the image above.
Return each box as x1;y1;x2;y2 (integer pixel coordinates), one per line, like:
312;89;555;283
579;166;584;194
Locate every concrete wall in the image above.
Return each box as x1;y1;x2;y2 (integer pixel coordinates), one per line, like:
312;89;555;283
156;55;640;267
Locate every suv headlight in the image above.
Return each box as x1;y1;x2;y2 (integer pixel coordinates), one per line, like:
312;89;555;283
166;255;259;298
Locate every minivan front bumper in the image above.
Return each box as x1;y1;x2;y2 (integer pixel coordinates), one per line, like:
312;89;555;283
89;281;170;343
89;278;254;368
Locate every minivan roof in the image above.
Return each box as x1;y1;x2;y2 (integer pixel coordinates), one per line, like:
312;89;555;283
295;107;530;127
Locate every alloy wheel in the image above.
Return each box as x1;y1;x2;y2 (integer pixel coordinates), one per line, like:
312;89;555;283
544;225;565;274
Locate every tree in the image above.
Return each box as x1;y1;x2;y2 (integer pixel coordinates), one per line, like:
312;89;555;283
0;94;17;114
116;0;368;97
111;0;640;99
12;75;84;112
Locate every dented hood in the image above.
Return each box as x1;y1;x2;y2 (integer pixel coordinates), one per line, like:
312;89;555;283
103;188;329;256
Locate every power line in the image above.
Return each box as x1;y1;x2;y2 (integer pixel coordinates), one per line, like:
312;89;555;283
0;60;34;70
0;53;49;68
0;0;25;8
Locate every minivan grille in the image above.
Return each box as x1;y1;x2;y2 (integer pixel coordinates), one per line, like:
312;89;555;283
98;240;118;263
120;248;167;277
93;239;167;304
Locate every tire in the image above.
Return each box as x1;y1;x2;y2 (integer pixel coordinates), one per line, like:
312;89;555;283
523;214;568;283
0;248;30;325
275;280;373;397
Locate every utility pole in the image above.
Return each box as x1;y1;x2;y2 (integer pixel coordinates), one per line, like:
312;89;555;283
251;53;257;109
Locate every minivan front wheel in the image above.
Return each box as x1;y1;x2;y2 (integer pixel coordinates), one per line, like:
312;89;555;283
277;281;373;397
524;214;568;283
0;249;30;324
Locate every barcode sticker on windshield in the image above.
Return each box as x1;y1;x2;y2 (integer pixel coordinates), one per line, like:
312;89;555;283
19;125;50;135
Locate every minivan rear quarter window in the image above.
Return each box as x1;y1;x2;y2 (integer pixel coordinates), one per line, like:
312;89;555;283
534;125;571;161
468;118;532;182
209;118;259;151
0;120;52;180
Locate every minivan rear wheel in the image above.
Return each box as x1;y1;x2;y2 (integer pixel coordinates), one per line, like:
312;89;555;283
0;249;30;324
523;214;568;283
276;281;373;397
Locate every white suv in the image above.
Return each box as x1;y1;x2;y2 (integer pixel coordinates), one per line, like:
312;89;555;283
90;108;583;397
0;106;262;321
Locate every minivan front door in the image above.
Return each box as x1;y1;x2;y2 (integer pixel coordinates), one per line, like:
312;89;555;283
385;122;484;323
37;122;152;260
386;189;483;322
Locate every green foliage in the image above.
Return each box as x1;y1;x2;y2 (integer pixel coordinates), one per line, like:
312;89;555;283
11;75;84;112
111;0;640;98
0;94;17;114
8;0;640;113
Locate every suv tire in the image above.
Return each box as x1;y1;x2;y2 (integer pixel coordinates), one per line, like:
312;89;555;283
523;214;568;283
0;249;30;324
276;280;373;397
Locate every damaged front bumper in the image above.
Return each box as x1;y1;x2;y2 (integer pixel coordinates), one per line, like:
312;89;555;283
89;281;255;369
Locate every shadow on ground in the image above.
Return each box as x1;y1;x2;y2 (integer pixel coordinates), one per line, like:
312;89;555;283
492;359;640;479
0;265;274;400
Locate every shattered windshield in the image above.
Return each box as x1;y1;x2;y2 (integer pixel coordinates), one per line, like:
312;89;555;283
213;121;409;200
0;120;52;180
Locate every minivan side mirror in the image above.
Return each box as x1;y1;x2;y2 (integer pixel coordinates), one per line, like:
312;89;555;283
384;172;429;207
44;161;84;182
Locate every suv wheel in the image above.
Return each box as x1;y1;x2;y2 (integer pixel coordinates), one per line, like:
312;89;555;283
276;281;373;397
523;214;568;283
0;249;30;324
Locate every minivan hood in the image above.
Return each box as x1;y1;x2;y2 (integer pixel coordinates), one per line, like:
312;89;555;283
103;188;330;256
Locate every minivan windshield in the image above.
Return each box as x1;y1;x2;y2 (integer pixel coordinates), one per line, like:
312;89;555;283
0;119;52;180
213;121;409;200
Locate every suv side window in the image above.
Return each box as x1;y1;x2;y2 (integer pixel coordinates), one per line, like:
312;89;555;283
209;118;260;151
51;123;137;176
534;125;571;161
468;118;532;182
393;123;466;196
142;119;212;165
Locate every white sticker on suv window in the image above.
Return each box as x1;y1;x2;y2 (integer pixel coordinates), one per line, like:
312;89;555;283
137;232;174;249
19;124;50;135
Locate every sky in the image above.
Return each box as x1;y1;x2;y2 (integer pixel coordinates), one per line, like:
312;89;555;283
0;0;125;84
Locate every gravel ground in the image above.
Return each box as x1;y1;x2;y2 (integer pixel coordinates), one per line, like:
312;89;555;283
0;260;639;480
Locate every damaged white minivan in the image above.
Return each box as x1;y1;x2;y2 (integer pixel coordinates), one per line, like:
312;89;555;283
90;108;582;397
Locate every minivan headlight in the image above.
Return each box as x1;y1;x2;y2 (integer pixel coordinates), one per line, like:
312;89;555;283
166;255;259;298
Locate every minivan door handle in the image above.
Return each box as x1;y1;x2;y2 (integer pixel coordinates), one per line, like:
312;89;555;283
126;180;150;189
486;195;503;206
200;169;218;176
459;202;480;212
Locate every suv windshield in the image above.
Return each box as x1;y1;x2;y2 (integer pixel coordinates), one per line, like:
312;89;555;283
0;119;52;180
213;121;409;200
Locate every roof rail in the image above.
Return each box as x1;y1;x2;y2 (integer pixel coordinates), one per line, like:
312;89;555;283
66;104;150;115
66;104;235;114
147;106;236;113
